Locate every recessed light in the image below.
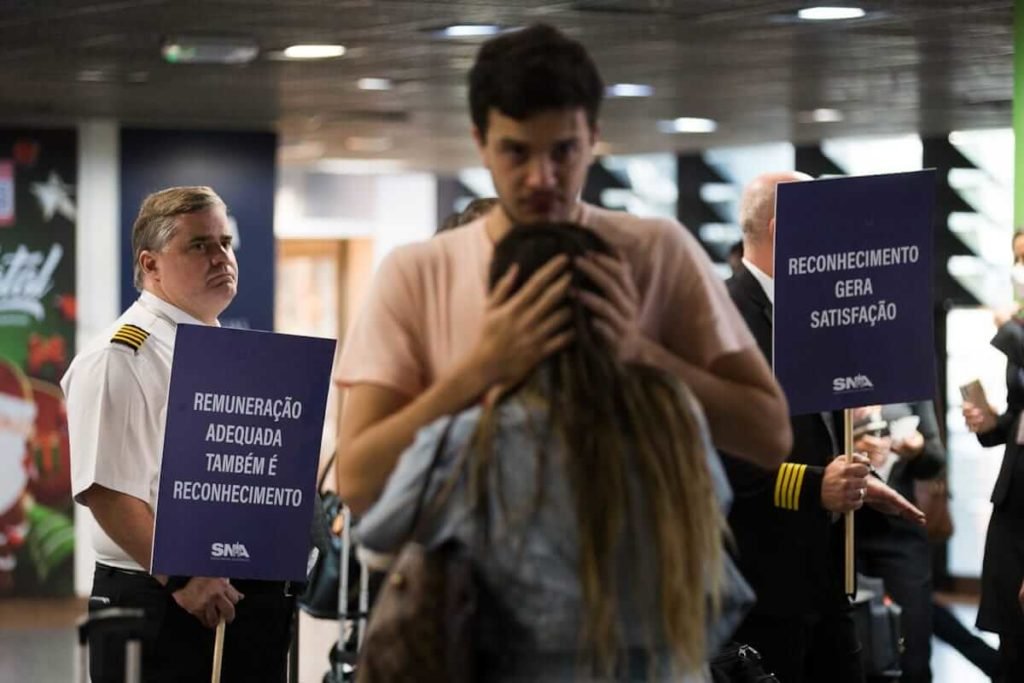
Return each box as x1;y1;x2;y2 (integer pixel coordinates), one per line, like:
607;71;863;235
606;83;654;98
657;117;718;134
440;24;502;38
316;158;408;174
797;6;866;21
76;69;109;82
357;78;393;91
799;108;844;123
282;44;346;59
162;37;259;64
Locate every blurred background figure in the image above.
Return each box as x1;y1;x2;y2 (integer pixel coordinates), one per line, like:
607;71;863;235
437;197;498;233
854;401;945;683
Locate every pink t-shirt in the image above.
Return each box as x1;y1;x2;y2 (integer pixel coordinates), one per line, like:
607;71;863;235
336;203;755;397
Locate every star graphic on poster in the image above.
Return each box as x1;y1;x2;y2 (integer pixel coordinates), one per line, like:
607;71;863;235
31;171;76;223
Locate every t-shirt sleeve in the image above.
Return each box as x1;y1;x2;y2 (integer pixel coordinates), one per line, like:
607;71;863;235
654;223;755;368
65;349;160;506
355;414;468;552
334;247;426;397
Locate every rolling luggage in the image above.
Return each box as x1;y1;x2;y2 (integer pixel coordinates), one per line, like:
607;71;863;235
76;606;150;683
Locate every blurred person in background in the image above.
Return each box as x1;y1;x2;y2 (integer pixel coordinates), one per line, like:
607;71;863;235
963;228;1024;683
854;401;945;683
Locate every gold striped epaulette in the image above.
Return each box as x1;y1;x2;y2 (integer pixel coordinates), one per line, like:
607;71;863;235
773;462;808;511
110;324;150;352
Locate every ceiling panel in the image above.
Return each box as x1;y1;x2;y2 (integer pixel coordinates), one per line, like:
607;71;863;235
0;0;1012;171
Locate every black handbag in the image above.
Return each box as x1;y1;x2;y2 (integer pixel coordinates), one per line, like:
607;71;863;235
851;574;904;679
298;454;345;619
709;642;780;683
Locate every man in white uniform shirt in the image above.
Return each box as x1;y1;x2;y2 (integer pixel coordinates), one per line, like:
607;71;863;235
62;186;293;682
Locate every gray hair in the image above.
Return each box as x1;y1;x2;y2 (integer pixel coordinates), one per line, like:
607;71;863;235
132;186;226;290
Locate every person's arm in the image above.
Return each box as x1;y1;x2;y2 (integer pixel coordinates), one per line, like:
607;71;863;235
337;256;572;515
635;341;791;466
898;402;946;480
576;252;791;467
725;451;867;514
82;484;242;629
337;375;479;515
80;485;159;572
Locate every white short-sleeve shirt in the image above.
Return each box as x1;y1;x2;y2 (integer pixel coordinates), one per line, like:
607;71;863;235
61;290;211;570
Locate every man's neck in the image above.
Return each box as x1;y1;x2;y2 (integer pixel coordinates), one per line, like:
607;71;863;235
744;248;773;279
484;202;585;244
142;285;218;326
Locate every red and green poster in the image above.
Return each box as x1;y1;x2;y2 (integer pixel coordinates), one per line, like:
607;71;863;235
0;129;76;597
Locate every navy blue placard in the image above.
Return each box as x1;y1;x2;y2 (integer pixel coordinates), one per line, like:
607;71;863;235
151;325;335;581
773;170;936;415
120;129;276;331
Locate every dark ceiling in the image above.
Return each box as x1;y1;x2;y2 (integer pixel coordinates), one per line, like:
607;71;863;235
0;0;1013;171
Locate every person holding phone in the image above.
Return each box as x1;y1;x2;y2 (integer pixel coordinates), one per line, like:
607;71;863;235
963;236;1024;681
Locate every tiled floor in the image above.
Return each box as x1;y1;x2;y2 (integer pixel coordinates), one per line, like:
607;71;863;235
0;598;1001;682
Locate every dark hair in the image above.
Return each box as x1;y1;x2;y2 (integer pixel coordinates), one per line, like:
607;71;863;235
469;24;604;140
478;223;725;676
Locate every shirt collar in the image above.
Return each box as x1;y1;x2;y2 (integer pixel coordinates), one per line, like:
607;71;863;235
742;257;774;305
139;290;218;328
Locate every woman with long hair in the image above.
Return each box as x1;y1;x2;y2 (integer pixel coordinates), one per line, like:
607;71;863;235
358;223;744;681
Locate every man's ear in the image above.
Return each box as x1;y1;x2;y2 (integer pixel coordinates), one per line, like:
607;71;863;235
767;217;777;241
139;251;158;281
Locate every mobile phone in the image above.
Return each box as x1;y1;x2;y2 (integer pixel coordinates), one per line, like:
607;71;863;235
959;379;988;408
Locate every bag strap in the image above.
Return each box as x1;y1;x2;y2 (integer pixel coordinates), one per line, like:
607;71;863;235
317;452;337;494
406;416;458;540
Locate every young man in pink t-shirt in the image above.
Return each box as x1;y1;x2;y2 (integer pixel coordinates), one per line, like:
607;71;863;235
334;24;792;513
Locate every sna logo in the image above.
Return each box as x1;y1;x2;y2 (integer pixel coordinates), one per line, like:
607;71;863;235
832;374;874;393
211;542;250;560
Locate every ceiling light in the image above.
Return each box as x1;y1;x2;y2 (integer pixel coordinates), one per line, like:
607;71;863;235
606;83;654;98
440;24;502;38
657;117;718;134
345;136;393;153
799;108;844;123
282;44;346;59
357;78;393;91
162;36;259;64
316;158;408;174
279;141;325;162
76;69;109;82
797;6;866;21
